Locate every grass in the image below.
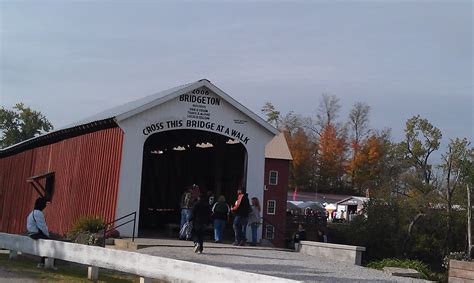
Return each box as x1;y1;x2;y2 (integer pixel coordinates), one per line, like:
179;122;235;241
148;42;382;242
0;253;166;282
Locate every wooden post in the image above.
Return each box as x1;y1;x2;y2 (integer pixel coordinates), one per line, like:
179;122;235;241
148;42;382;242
88;266;99;281
45;258;55;269
8;250;17;259
139;277;152;283
468;184;472;259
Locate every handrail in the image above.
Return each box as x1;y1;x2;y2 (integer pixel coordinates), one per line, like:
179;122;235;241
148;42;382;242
103;211;136;247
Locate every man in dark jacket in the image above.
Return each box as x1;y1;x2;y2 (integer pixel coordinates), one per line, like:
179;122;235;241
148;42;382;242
190;192;211;253
231;189;251;246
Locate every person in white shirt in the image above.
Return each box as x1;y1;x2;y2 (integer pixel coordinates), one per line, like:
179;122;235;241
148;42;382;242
26;197;56;269
27;197;50;239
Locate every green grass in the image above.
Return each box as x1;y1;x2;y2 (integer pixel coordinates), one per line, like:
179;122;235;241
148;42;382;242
0;253;165;282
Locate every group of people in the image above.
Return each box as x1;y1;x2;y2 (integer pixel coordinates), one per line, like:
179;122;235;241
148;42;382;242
179;185;261;254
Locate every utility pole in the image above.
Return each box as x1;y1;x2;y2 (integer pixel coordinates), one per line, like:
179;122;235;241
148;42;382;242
468;183;472;259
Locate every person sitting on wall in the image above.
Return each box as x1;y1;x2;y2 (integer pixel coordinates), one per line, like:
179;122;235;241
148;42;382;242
26;197;57;270
293;224;306;250
317;229;328;243
179;186;195;240
231;188;251;246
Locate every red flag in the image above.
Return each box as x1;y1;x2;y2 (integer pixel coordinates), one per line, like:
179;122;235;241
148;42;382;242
293;187;298;201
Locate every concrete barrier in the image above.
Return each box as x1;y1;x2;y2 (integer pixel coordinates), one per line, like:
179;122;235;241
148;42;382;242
0;233;300;283
449;259;474;282
299;241;366;265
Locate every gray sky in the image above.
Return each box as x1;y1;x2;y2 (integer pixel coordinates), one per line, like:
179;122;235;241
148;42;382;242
1;0;472;153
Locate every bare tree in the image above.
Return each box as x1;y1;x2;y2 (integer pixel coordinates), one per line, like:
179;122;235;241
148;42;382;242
310;93;341;135
349;102;370;144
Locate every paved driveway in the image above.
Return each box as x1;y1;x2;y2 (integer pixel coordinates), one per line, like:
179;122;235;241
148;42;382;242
135;239;429;283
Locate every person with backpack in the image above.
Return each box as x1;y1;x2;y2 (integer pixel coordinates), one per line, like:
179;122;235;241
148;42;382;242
211;195;230;243
231;189;251;246
190;191;211;254
179;186;195;240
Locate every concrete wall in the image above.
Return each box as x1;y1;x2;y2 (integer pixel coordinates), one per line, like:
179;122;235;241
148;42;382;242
449;259;474;282
0;233;299;283
115;85;275;237
299;241;366;265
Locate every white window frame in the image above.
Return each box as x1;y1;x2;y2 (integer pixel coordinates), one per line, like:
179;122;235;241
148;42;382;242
265;225;275;239
267;200;276;215
269;170;278;185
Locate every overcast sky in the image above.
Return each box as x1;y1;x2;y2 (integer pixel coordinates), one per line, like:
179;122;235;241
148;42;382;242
1;0;472;154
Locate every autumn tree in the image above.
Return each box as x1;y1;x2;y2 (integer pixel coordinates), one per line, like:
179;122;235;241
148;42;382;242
349;134;386;196
285;128;318;191
348;102;371;193
317;123;348;191
0;103;53;148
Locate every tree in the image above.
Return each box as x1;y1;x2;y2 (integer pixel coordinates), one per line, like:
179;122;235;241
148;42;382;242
309;93;342;135
348;102;371;193
349;102;370;144
0;103;53;148
402;115;442;193
440;138;471;253
400;115;442;254
285;128;318;191
317;123;348;191
349;134;386;196
261;102;281;129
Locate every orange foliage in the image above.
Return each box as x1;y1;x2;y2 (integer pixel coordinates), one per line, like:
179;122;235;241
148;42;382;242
318;124;348;188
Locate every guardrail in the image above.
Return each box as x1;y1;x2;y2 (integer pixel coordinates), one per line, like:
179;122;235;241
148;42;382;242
0;232;300;283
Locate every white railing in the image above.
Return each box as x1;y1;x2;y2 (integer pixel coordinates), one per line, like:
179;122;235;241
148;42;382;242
0;233;300;283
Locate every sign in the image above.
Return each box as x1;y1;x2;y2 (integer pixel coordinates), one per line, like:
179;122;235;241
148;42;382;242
141;87;251;145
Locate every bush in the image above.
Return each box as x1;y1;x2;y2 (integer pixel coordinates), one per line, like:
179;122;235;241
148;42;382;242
367;258;432;280
67;216;105;246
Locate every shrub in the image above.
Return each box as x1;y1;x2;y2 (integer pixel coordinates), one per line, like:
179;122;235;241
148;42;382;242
367;258;432;280
67;216;105;246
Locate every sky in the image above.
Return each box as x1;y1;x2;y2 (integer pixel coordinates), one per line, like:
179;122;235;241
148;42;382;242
1;0;472;155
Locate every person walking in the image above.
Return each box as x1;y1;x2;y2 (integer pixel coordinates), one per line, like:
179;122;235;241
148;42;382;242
231;189;250;246
248;197;261;246
26;197;56;269
211;195;230;243
190;192;211;254
179;186;195;240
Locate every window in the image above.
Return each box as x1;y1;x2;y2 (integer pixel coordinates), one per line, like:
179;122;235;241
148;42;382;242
267;200;276;215
269;170;278;185
266;225;275;239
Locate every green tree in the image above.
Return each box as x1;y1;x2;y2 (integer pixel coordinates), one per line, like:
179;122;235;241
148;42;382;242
400;115;442;254
440;138;471;253
0;103;53;148
261;102;281;128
